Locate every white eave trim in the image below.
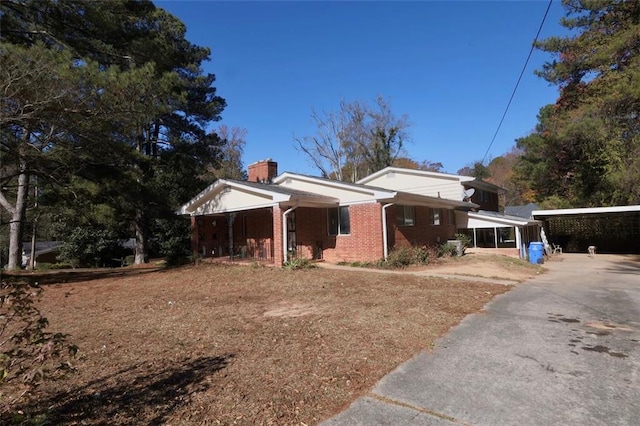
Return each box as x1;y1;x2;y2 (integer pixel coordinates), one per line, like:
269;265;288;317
533;205;640;217
179;179;340;215
274;172;397;199
356;166;470;184
393;192;478;210
468;211;540;226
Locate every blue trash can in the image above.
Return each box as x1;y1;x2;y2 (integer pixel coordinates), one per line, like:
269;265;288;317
528;242;544;264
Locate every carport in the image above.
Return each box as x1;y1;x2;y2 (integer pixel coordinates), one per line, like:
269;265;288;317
532;205;640;254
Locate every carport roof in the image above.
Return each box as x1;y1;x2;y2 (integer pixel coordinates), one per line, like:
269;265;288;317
533;205;640;218
468;210;540;227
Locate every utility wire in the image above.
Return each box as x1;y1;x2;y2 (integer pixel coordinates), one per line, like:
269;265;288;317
481;0;553;164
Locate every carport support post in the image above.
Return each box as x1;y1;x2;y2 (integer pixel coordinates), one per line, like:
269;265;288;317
382;203;394;260
515;226;522;258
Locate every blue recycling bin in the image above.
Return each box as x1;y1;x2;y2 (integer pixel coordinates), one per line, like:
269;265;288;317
528;242;544;265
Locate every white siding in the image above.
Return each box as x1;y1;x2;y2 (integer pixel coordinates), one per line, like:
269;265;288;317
193;187;276;215
364;172;464;201
278;178;379;204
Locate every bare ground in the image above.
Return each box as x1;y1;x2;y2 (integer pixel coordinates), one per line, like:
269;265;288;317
8;255;543;425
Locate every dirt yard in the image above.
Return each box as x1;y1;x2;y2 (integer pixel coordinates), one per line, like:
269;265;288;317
10;255;543;425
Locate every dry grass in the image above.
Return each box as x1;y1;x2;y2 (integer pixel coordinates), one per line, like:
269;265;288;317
11;261;513;425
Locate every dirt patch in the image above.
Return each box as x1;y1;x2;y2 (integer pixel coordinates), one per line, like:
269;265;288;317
411;253;546;282
10;259;512;425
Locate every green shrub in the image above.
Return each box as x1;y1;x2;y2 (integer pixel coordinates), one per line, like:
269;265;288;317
35;263;52;271
283;257;314;270
438;242;457;257
49;263;73;270
455;233;472;254
381;246;430;269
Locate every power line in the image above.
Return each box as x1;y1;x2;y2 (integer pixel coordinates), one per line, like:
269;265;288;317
481;0;554;164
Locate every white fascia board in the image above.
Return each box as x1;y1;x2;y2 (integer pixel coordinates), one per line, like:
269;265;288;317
192;201;279;216
467;211;538;226
179;179;226;214
394;192;476;209
533;205;640;217
180;180;293;214
357;166;470;184
274;172;396;199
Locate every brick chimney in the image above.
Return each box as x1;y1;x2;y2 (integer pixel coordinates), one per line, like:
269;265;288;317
247;159;278;183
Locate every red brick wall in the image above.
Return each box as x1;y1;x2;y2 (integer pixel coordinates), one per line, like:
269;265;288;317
191;204;460;265
468;188;499;211
321;203;384;263
389;206;457;249
248;160;278;183
292;207;326;260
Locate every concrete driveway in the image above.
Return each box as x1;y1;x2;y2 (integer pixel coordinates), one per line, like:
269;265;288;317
322;254;640;425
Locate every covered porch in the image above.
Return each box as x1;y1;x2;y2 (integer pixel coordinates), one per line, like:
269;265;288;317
180;179;338;265
455;210;541;258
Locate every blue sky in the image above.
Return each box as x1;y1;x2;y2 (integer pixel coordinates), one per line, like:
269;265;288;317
157;0;568;175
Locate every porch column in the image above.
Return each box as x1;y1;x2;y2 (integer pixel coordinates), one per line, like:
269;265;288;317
515;226;523;258
190;216;199;255
272;206;284;265
494;227;498;248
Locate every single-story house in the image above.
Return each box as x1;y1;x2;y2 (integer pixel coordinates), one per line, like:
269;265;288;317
21;241;62;268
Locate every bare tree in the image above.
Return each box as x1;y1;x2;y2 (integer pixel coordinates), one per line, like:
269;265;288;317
210;125;248;180
294;96;410;182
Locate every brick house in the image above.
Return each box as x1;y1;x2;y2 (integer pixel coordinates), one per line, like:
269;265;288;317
179;160;477;265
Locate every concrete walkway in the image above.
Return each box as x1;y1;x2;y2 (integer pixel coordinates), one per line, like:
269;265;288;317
321;254;640;425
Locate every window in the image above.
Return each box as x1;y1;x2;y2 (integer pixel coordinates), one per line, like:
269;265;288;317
447;209;455;226
430;208;441;225
396;205;415;226
328;206;350;235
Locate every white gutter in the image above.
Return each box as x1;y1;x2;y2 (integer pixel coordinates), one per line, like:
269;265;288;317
382;203;394;260
282;202;300;263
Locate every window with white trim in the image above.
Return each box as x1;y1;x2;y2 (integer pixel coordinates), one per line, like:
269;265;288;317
430;208;441;225
328;206;350;235
396;205;415;226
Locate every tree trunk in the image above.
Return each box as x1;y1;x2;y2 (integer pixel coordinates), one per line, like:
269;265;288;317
134;209;148;264
7;169;29;270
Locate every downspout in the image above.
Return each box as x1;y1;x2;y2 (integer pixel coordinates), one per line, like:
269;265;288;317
282;202;300;263
382;203;394;260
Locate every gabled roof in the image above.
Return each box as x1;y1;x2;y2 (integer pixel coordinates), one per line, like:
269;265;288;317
179;179;339;215
22;241;62;256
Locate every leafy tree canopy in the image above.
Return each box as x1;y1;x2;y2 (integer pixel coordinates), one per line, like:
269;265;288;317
514;0;640;207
